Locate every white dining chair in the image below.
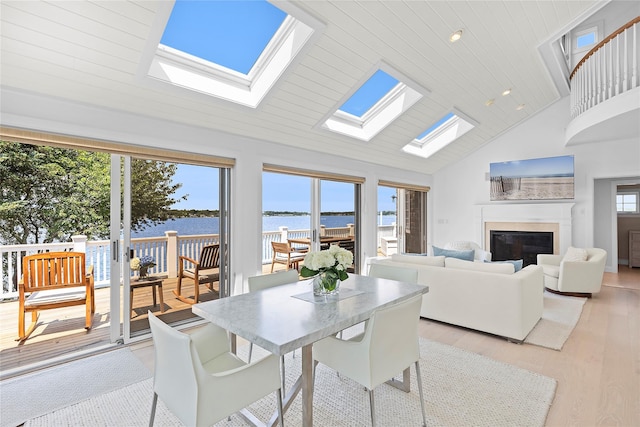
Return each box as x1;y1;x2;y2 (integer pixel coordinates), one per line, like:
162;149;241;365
313;295;427;427
247;269;300;392
368;263;418;283
147;312;284;427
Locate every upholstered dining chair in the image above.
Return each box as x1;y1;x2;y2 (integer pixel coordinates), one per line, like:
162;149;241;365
174;244;220;304
270;241;306;272
313;295;427;427
247;269;299;392
147;312;284;427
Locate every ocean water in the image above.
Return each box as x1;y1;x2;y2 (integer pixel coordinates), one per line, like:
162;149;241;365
132;215;396;237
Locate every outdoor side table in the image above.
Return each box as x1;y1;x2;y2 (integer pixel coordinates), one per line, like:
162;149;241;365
130;276;165;316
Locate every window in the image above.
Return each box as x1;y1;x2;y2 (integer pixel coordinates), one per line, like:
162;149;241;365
574;26;598;53
146;0;318;108
402;110;476;159
321;65;426;141
617;192;639;214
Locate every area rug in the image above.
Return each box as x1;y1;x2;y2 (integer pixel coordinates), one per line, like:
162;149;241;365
1;347;151;427
524;291;587;350
25;338;556;427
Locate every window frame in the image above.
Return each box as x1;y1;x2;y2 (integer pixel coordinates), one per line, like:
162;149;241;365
617;191;640;215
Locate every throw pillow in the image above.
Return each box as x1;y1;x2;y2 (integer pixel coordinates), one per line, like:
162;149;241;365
432;246;475;262
563;247;588;262
491;259;524;272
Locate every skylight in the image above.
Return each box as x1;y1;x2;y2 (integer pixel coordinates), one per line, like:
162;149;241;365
160;1;287;75
145;0;318;108
403;111;476;159
321;66;426;142
338;70;399;117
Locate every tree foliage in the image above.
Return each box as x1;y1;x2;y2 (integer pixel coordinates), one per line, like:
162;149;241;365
0;142;187;244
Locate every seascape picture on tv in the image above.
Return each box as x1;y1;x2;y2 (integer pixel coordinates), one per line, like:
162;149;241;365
490;155;574;201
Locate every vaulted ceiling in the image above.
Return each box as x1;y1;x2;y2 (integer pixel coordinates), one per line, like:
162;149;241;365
0;1;601;174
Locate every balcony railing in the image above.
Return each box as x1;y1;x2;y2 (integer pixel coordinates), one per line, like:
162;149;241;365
1;224;396;300
570;17;640;119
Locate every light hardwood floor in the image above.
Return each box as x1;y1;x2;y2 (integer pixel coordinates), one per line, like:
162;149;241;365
130;267;640;427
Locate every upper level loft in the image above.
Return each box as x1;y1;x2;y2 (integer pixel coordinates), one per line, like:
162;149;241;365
540;2;639;146
566;15;639;145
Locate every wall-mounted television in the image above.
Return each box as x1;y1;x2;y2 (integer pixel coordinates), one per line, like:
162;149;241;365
490;155;574;201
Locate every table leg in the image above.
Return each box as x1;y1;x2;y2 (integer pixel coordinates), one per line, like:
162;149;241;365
302;344;313;426
152;284;157;306
158;283;165;313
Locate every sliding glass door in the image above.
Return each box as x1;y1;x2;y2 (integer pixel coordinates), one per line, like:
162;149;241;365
378;183;429;255
261;169;362;275
111;156;230;343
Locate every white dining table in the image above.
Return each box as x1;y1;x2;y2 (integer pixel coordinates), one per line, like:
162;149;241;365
192;274;428;427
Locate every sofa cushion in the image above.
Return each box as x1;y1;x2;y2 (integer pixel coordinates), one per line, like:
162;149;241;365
541;264;560;279
432;246;475;261
391;253;445;267
563;246;588;262
445;257;515;274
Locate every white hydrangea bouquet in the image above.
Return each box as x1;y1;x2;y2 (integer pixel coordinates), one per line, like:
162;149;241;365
300;245;353;295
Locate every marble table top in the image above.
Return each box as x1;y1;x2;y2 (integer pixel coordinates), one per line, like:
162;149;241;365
192;274;428;355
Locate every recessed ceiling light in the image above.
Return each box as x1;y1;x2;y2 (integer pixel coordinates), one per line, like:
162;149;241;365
485;99;495;106
516;104;525;110
449;30;463;42
502;88;512;96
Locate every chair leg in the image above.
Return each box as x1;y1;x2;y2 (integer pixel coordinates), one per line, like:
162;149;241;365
414;361;427;427
248;342;253;363
368;388;376;427
149;392;158;427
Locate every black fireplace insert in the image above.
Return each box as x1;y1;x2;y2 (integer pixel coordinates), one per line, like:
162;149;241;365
490;230;553;267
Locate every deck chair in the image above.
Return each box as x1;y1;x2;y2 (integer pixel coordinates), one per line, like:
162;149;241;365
174;244;220;304
270;241;306;273
18;251;95;341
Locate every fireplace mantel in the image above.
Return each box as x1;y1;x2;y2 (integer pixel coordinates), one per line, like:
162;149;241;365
474;203;574;255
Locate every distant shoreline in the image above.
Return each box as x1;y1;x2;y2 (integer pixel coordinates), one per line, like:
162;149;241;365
170;209;395;218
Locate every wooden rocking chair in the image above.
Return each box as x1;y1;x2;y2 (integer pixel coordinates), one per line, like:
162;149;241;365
173;244;220;304
18;251;95;341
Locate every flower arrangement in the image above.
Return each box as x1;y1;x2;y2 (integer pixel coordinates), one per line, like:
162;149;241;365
131;255;156;278
300;245;353;295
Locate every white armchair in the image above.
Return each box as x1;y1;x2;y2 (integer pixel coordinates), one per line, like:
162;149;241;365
313;295;427;427
443;241;492;262
368;263;418;283
147;312;284;427
537;247;607;298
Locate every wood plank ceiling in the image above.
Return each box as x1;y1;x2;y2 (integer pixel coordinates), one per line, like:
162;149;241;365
0;0;599;174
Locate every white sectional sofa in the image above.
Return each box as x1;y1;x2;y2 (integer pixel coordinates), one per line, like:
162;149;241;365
368;253;544;342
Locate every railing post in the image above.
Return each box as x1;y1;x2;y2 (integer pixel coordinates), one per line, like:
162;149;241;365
348;224;354;237
71;235;87;253
279;226;289;242
320;225;326;237
165;230;178;278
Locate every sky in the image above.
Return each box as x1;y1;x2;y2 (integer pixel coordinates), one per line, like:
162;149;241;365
171;165;397;213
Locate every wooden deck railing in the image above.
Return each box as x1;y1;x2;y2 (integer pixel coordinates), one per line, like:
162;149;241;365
570;17;639;119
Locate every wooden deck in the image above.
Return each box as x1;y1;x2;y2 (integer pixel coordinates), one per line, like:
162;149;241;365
0;264;289;376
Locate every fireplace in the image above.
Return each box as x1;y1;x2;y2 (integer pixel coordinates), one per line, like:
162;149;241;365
490;230;554;267
474;203;574;260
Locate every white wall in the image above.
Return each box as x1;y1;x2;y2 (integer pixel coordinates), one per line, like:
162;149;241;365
431;96;640;271
1;88;433;294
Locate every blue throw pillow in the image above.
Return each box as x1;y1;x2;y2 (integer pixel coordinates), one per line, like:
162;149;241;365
432;246;475;261
490;259;524;272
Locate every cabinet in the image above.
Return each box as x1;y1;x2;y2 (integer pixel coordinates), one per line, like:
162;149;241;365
630;230;640;268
